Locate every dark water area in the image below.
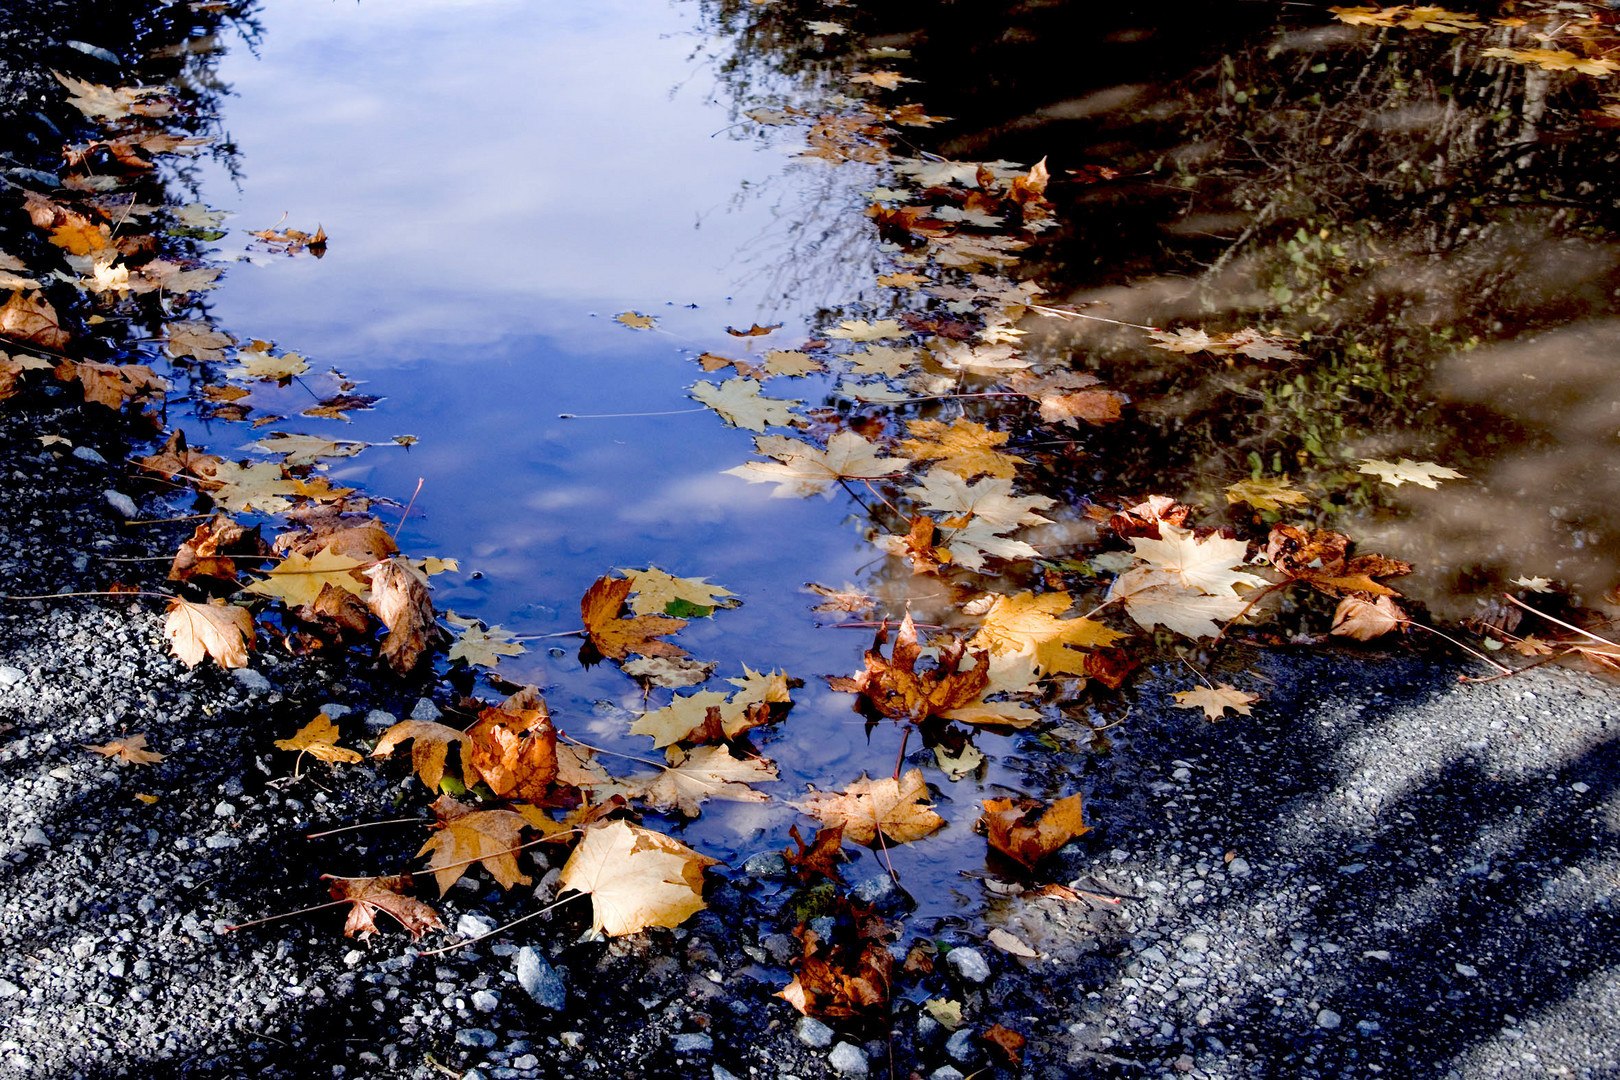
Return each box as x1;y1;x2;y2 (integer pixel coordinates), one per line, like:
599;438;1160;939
91;0;1620;928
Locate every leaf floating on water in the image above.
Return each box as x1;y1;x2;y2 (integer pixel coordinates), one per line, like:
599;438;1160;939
615;311;656;329
797;768;945;845
1225;477;1309;511
580;575;688;661
980;792;1090;867
1357;458;1465;489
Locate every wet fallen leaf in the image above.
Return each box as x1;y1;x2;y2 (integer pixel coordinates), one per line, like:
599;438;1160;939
784;823;845;884
924;998;964;1029
1511;576;1554;593
1225;477;1309;512
54;360;166;409
1173;683;1259;721
692;378;802;431
365;557;440;674
85;733;164;766
615;311;656;329
798;768;945;845
825;318;905;341
557;820;719;936
983;1023;1027;1064
846;344;919;376
164;598;254;669
580;574;688;661
226;342;308;380
630;744;778;817
328;875;443;940
246;546;369;609
1357;458;1465;489
726;322;781;337
828;614;989;725
252;432;368;466
724;431;912;497
274;713;364;763
850;70;911;89
1331;595;1406;640
373;718;467;791
899;418;1025;480
969;590;1122;676
1482;46;1617;75
463;718;557;803
445;618;527;667
53;72;170;118
988;927;1039;958
779;903;896;1017
621;655;717;688
980;793;1090;867
621;566;739;617
418;794;531;894
167;513;265;585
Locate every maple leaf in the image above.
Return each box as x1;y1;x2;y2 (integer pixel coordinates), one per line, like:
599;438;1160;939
1357;458;1465;489
226;343;308;380
622;656;717;689
417;794;531;894
1108;568;1254;639
806;20;846;34
621;566;739;617
128;259;220;294
828;614;990;725
905;468;1053;529
1147;327;1214;353
580;574;688;661
463;719;557;803
50;218;113;255
1264;525;1409;596
932;341;1031;377
246;546;369;609
692;378;802;431
445;617;526;667
1225;477;1309;511
139;430;224;483
928;234;1027;269
252;432;368;466
846;345;919;376
724;431;911;497
798;768;945;845
969;591;1122;675
899;419;1025;480
54;360;167;410
784;823;846;883
172;203;228;230
168;513;265;585
203;460;300;514
0;291;69;350
728;663;792;705
557;820;719;936
876;272;928;288
630;744;778;817
760;350;824;377
53;72;170;118
1331;595;1406;640
825;319;906;341
1511;576;1554;593
328;875;443;940
778;901;896;1017
630;690;759;746
984;1024;1027;1065
726;322;780;337
373;719;466;790
615;311;656;329
850;70;912;90
1172;684;1259;721
365;558;440;674
85;733;164;766
1125;525;1267;595
274;713;364;763
1483;47;1617;75
165;598;254;669
980;793;1090;867
274;511;399;564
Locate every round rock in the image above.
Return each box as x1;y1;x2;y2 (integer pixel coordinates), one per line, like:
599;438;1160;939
945;947;990;984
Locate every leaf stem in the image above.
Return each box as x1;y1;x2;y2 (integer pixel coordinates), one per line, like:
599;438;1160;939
305;817;427;839
0;589;170;601
220;897;350;933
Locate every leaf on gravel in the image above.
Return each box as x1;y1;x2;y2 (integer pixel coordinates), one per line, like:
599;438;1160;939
778;902;896;1017
365;557;440;674
557;820;719;936
372;719;466;791
984;1023;1027;1064
274;713;363;763
463;718;557;804
164;598;254;668
327;875;444;940
417;794;531;895
580;574;688;661
246;546;369;609
1172;684;1259;721
797;768;945;845
168;513;266;585
629;744;778;817
980;793;1090;867
139;430;224;482
84;733;164;766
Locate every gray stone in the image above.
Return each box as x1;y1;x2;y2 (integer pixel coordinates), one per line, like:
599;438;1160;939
1455;963;1478;978
945;1028;981;1066
457;912;498;938
19;827;48;848
364;709;399;732
1227;858;1251;877
0;667;24;687
72;445;108;465
929;1068;965;1080
672;1033;712;1054
828;1042;868;1076
1316;1009;1342;1030
231;668;271;694
0;981;18;999
796;1016;834;1048
102;490;137;518
214;802;235;818
512;1056;539;1070
743;851;787;878
713;1066;743;1080
515;946;567;1010
945;947;990;984
471;990;499;1013
320;703;352;719
411;698;441;723
204;833;238;849
456;1028;498;1048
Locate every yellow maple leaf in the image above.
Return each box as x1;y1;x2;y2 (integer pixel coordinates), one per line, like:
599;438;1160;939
968;590;1122;675
797;768;944;845
723;431;912;497
49;219;112;255
203;460;301;514
760;350;824;377
825;319;906;341
251;432;368;466
557;820;719;937
417;794;531;895
876;272;929;288
1172;684;1259;721
373;719;467;790
245;546;369;609
846;345;919;376
849;70;912;90
616;311;656;329
274;713;363;763
621;566;739;616
1225;477;1310;512
1357;458;1465;489
226;343;308;380
898;419;1025;480
630;745;778;817
691;378;802;431
445;618;526;667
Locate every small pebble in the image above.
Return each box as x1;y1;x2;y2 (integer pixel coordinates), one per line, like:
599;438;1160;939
1316;1009;1342;1030
796;1017;833;1049
672;1033;713;1054
945;947;990;984
471;990;499;1013
1455;963;1478;978
828;1042;868;1076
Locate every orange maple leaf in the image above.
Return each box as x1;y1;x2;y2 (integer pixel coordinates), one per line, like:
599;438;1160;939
580;575;688;662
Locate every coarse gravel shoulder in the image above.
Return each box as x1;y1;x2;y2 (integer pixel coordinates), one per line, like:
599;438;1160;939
0;383;1616;1080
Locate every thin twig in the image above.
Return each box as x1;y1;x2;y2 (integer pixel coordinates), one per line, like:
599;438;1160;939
558;407;707;420
221;898;349;933
305;817;427;839
1502;594;1620;650
414;891;585;958
1404;620;1512;675
393;478;424;541
1028;303;1159;332
0;589;169;601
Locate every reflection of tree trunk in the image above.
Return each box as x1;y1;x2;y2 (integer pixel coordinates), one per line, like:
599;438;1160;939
1518;66;1549;144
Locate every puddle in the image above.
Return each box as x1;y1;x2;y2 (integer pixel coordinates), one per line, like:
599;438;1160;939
21;0;1620;932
